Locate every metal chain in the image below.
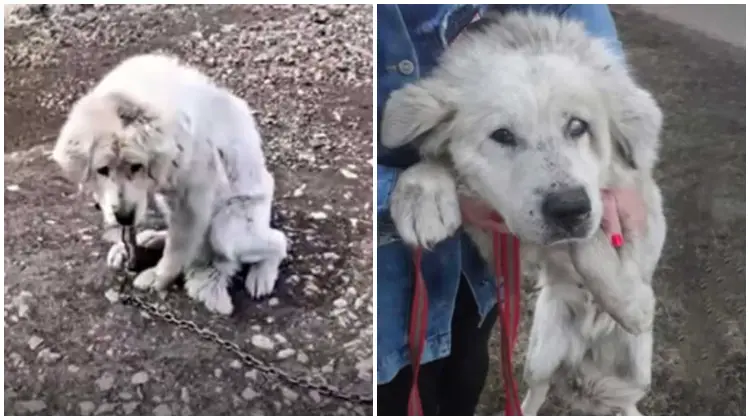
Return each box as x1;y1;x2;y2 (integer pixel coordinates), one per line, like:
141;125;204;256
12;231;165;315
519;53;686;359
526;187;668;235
116;227;373;406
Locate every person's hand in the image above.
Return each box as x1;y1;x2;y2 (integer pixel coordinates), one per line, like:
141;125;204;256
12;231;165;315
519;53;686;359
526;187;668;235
459;195;510;233
600;188;647;247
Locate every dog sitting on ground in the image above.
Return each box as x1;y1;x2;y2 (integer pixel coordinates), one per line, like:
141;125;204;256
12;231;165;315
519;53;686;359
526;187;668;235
382;12;666;415
52;53;288;315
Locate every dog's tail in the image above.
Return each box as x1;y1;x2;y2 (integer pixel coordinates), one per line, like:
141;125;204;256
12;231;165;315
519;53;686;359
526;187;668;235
562;361;646;415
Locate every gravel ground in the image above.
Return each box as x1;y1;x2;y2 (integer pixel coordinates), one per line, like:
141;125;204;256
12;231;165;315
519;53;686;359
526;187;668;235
5;5;373;416
479;6;746;416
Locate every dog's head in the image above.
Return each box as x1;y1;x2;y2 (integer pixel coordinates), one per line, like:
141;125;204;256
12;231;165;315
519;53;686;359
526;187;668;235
382;12;662;246
53;91;187;228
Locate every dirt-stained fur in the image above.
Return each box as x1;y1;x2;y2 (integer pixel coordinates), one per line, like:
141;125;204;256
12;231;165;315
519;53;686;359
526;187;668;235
382;12;666;415
53;53;288;315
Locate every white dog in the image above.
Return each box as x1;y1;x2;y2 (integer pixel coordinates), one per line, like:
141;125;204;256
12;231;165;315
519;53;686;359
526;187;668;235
382;12;666;415
53;53;288;315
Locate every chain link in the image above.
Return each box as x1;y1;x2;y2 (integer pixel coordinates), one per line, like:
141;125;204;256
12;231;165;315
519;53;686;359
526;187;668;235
116;227;373;406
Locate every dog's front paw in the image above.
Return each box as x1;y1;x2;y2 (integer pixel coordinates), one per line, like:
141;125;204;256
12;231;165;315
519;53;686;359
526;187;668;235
389;161;461;249
621;284;655;334
133;267;175;291
106;242;128;270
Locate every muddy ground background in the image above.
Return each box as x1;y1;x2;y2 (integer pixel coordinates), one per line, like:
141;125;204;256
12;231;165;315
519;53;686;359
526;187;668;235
478;5;746;416
4;5;372;416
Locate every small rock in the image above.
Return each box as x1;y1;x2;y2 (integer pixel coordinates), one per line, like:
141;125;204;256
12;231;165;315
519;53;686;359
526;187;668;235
281;387;298;401
122;402;139;415
16;400;46;414
119;392;133;401
153;404;171;416
94;403;116;415
333;298;347;308
96;372;115;391
6;184;20;191
131;371;149;385
241;387;259;401
274;333;287;344
268;297;279;307
296;352;309;364
230;360;242;369
309;390;322;403
214;368;222;378
68;365;80;373
245;370;258;381
340;168;358;179
28;336;44;350
37;348;61;363
79;401;95;415
104;289;120;303
180;387;190;404
277;348;295;359
309;211;327;220
251;334;275;350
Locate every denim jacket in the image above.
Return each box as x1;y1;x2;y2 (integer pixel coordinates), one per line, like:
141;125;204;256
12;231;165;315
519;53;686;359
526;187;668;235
376;4;623;385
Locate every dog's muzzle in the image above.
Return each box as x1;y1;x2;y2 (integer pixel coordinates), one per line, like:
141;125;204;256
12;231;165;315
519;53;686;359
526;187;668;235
114;207;136;226
542;187;592;237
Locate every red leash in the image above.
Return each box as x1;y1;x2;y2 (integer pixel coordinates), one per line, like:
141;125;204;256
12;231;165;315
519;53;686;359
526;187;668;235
407;216;523;415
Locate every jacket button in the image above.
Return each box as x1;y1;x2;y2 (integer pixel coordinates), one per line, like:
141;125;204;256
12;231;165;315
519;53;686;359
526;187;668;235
398;59;415;75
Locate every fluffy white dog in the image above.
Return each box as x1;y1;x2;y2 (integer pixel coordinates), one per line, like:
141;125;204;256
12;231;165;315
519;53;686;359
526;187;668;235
383;12;666;415
53;53;288;315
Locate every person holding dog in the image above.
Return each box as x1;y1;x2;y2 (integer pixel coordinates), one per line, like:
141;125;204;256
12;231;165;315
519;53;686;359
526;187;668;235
376;4;644;415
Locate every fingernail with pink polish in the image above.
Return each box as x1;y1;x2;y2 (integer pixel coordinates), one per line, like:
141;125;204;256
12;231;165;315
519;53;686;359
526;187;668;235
611;233;624;248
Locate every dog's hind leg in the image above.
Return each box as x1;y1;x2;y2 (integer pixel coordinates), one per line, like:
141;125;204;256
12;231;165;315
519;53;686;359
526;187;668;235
184;259;237;315
210;197;288;299
522;286;580;415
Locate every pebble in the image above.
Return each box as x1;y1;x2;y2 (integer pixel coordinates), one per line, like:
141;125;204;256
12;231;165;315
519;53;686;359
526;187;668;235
281;387;299;401
180;387;190;403
230;360;242;369
68;365;80;373
28;335;43;350
153;404;171;416
241;387;259;401
37;348;61;363
296;351;309;364
96;372;115;391
333;298;347;308
309;211;327;220
245;370;258;381
16;400;46;414
119;392;133;401
268;297;279;307
94;403;116;415
251;334;275;350
309;390;322;403
214;368;222;378
131;371;149;385
340;168;358;179
78;401;95;415
277;348;295;359
122;402;139;415
104;289;120;303
6;184;20;191
274;333;288;344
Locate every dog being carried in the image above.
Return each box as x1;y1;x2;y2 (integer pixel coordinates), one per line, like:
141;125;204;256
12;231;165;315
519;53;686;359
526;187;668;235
382;12;666;415
53;53;288;315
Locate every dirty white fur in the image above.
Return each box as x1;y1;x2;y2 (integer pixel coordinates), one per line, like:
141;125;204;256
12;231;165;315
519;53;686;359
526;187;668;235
53;53;288;315
382;12;666;415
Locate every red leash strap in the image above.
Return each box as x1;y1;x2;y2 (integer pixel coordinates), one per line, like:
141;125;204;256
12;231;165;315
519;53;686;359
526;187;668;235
407;217;523;416
407;249;429;416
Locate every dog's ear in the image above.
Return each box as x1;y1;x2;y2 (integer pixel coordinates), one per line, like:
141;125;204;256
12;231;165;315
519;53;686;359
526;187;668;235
606;77;663;172
52;107;96;187
381;81;455;156
144;110;192;189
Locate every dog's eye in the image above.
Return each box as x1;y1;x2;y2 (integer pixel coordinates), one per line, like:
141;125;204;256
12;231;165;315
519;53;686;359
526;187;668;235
567;118;589;138
96;167;109;177
489;128;516;146
130;163;143;173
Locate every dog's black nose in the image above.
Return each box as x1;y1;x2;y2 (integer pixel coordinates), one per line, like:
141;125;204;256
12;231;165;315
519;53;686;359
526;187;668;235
542;187;591;231
114;210;135;226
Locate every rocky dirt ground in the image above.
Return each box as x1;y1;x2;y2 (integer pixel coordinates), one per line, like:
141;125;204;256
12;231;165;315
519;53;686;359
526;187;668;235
479;6;746;416
4;5;373;416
